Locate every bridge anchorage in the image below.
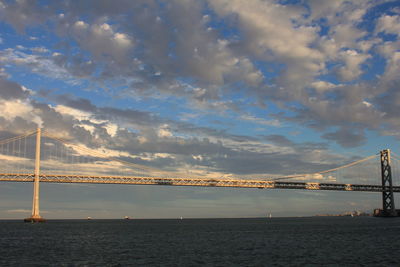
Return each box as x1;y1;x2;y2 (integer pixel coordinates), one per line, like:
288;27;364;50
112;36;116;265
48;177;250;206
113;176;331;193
373;149;400;217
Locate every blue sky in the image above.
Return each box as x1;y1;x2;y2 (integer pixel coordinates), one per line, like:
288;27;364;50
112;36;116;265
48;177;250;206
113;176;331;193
0;0;400;219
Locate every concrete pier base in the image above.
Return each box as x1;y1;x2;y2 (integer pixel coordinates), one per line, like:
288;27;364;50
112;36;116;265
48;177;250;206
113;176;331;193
24;216;46;223
373;209;400;217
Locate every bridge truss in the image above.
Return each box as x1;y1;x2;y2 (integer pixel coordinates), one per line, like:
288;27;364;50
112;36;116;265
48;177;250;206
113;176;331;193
1;173;400;193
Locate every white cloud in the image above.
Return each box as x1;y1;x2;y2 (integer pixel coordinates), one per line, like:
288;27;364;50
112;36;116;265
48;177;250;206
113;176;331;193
53;104;121;139
74;20;88;30
158;124;173;138
376;15;400;36
71;21;134;64
362;101;372;108
336;50;371;81
240;115;281;127
0;48;75;82
311;80;338;92
331;23;366;49
210;0;323;70
113;33;132;48
31;46;49;53
104;123;119;137
54;105;92;121
382;51;400;82
0;99;43;127
139;152;176;161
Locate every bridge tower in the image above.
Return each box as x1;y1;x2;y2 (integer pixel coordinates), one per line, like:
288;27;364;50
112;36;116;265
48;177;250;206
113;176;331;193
24;128;45;222
374;149;399;217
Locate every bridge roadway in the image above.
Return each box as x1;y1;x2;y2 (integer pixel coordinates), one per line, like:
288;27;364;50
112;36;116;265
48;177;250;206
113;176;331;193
1;173;400;192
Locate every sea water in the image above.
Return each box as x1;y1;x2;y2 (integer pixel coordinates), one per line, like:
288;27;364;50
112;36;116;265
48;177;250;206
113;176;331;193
1;217;399;266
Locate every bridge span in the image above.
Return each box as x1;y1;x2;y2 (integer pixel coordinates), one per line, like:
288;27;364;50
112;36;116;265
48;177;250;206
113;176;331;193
1;173;400;192
0;128;399;221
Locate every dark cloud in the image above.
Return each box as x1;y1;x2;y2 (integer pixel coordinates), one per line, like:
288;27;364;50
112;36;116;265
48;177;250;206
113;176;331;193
264;134;328;151
0;78;29;100
55;95;97;112
0;0;53;32
374;83;400;121
322;127;366;148
214;151;337;175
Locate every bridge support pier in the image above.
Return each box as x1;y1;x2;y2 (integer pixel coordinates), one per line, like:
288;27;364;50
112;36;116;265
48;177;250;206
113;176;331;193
24;128;45;223
374;149;400;217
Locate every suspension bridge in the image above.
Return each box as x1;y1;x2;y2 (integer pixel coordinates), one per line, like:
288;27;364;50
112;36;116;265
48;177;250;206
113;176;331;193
0;129;399;222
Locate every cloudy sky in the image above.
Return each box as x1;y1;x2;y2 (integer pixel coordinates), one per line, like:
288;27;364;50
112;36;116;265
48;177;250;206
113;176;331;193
0;0;400;219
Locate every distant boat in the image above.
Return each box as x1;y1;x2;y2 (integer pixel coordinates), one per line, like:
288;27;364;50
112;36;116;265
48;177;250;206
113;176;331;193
124;216;131;220
180;216;183;220
268;213;272;218
87;217;92;220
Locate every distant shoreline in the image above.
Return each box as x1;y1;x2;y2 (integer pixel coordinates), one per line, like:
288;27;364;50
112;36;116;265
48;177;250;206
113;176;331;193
0;215;377;221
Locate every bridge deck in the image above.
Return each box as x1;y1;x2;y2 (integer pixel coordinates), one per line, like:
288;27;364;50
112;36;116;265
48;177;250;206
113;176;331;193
1;173;399;192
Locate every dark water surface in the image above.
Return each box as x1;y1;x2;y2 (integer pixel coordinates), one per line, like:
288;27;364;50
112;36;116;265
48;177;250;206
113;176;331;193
1;217;400;266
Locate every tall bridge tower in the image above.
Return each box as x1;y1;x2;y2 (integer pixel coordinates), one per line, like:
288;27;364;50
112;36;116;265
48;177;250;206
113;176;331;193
374;149;399;217
24;128;45;222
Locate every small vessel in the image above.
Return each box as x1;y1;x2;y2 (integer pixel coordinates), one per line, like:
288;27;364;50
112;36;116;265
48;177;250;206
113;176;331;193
269;213;272;218
87;217;92;220
180;216;183;220
124;216;131;220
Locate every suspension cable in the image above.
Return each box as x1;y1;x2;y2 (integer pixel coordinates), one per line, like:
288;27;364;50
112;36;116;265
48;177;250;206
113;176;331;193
271;154;379;181
38;129;386;181
42;131;187;177
0;130;37;145
391;151;400;161
391;156;400;163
